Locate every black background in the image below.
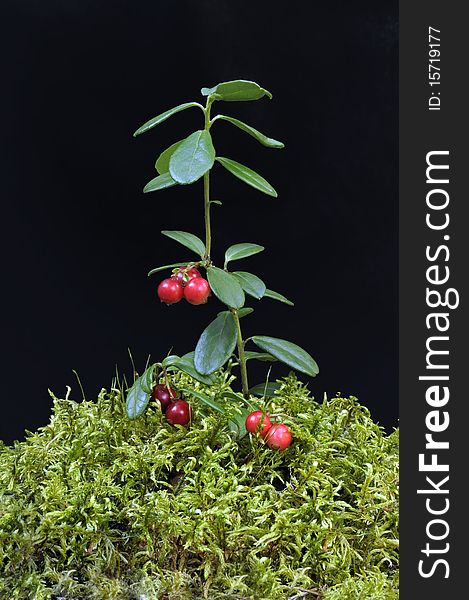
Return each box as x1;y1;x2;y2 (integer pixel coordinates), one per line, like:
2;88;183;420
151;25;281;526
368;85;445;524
1;0;398;443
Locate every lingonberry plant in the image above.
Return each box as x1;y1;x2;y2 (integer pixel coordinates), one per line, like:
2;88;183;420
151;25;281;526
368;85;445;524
126;79;319;444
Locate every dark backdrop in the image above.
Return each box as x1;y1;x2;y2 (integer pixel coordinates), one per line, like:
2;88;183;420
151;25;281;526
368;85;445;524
0;1;398;443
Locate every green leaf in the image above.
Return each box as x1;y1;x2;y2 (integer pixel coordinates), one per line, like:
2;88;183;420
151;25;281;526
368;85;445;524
218;307;253;319
133;102;203;137
216;157;277;197
194;312;238;375
216;115;284;149
162;355;180;367
201;80;272;102
170;352;217;385
147;261;195;277
210;200;222;205
143;172;177;193
263;288;294;306
169;130;215;184
155;139;184;174
251;336;319;377
161;230;206;258
126;366;155;419
244;351;277;362
233;271;266;300
225;243;264;265
222;391;259;411
180;388;226;414
250;382;282;397
228;408;251;439
207;267;245;309
139;365;155;394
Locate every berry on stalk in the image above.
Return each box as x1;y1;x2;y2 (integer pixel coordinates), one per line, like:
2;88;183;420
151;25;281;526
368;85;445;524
183;277;211;305
165;400;192;426
265;423;292;450
152;384;177;412
157;278;183;305
245;410;272;437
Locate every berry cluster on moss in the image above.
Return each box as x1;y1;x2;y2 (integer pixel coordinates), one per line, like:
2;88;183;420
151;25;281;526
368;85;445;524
0;373;398;599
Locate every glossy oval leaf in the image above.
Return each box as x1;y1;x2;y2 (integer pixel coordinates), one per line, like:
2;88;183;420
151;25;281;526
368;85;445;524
133;102;203;137
162;355;180;367
228;408;251;439
126;368;155;420
218;307;254;319
250;382;282;397
171;352;217;385
216;157;277;197
155;139;184;174
207;267;245;309
194;312;238;375
161;230;206;258
251;336;319;377
233;271;266;300
216;115;284;149
181;388;226;414
143;172;177;193
169;130;215;185
244;351;277;362
147;261;195;277
263;288;294;306
224;243;264;265
201;80;272;102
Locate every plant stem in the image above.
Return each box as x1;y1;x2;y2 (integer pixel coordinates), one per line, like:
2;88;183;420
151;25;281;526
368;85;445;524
231;309;249;398
203;172;211;259
203;97;214;260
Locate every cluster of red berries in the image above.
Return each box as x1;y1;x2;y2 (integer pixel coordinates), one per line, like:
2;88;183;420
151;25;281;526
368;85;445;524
152;384;192;425
157;266;211;306
245;411;292;450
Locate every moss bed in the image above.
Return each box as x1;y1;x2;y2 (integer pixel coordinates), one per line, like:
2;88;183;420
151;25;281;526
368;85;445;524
0;373;399;599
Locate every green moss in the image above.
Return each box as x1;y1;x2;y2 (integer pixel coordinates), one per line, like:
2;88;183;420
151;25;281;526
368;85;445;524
0;373;398;599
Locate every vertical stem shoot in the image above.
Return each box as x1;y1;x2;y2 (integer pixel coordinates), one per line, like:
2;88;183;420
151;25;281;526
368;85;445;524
231;309;249;398
203;97;214;260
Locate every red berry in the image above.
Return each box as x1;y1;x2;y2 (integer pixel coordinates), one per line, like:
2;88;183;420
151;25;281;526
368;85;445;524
157;278;183;305
165;400;192;426
245;411;272;437
172;266;201;286
152;384;177;412
183;277;211;305
265;424;292;450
